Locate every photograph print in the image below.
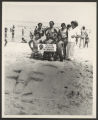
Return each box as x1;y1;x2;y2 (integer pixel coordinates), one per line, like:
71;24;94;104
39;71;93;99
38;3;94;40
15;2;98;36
2;2;97;118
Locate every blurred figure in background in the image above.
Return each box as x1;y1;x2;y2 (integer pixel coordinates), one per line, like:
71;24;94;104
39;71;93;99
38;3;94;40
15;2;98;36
84;34;89;48
79;26;87;48
29;32;34;51
21;27;27;43
12;25;15;41
4;27;8;46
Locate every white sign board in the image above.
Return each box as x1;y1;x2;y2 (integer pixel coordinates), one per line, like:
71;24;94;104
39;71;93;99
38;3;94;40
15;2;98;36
38;44;56;52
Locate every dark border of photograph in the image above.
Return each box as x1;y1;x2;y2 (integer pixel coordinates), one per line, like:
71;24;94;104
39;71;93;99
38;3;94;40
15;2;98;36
0;0;97;120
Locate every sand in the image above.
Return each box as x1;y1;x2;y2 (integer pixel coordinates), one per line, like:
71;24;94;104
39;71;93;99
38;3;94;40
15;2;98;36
3;42;93;115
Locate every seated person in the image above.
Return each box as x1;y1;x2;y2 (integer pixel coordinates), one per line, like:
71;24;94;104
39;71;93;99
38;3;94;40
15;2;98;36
44;33;58;44
29;33;42;52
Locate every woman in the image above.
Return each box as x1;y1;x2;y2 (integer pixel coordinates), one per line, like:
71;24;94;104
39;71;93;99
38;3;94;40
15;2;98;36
66;21;80;61
58;23;68;59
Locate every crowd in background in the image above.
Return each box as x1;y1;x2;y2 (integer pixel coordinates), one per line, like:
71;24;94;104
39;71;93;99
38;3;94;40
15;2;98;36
4;21;90;61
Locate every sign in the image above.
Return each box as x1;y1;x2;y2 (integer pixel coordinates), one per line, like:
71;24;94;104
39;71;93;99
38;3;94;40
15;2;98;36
38;44;56;52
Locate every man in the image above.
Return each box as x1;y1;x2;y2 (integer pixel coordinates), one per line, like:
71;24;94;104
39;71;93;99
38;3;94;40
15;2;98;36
45;21;58;43
43;21;58;61
58;23;68;59
34;23;44;39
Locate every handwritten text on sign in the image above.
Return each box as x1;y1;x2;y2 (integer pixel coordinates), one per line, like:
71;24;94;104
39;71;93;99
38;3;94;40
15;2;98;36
38;44;56;52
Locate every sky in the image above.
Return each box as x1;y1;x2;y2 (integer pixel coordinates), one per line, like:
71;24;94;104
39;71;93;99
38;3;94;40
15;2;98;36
2;2;96;29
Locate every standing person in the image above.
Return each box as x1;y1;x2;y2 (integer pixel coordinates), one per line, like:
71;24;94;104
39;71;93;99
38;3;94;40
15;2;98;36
45;21;58;43
76;36;79;45
66;21;80;61
84;34;89;48
29;32;34;51
4;27;8;46
44;21;58;61
58;23;68;59
22;28;24;37
34;23;44;39
79;26;87;48
21;27;27;43
12;25;15;40
22;28;24;42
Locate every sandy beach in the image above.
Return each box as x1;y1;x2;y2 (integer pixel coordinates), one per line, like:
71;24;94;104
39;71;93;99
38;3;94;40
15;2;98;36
3;42;93;115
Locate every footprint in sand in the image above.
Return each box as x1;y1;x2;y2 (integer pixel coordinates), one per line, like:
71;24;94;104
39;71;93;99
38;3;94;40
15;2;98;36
64;86;68;89
18;110;27;115
33;71;44;75
22;92;32;96
13;69;22;73
30;77;43;82
22;72;44;87
7;75;19;80
60;70;65;73
28;71;44;83
21;99;33;104
7;70;22;85
43;64;58;69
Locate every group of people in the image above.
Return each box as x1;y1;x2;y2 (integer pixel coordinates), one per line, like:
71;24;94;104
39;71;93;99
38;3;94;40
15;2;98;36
4;25;15;46
29;21;89;61
4;21;89;61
